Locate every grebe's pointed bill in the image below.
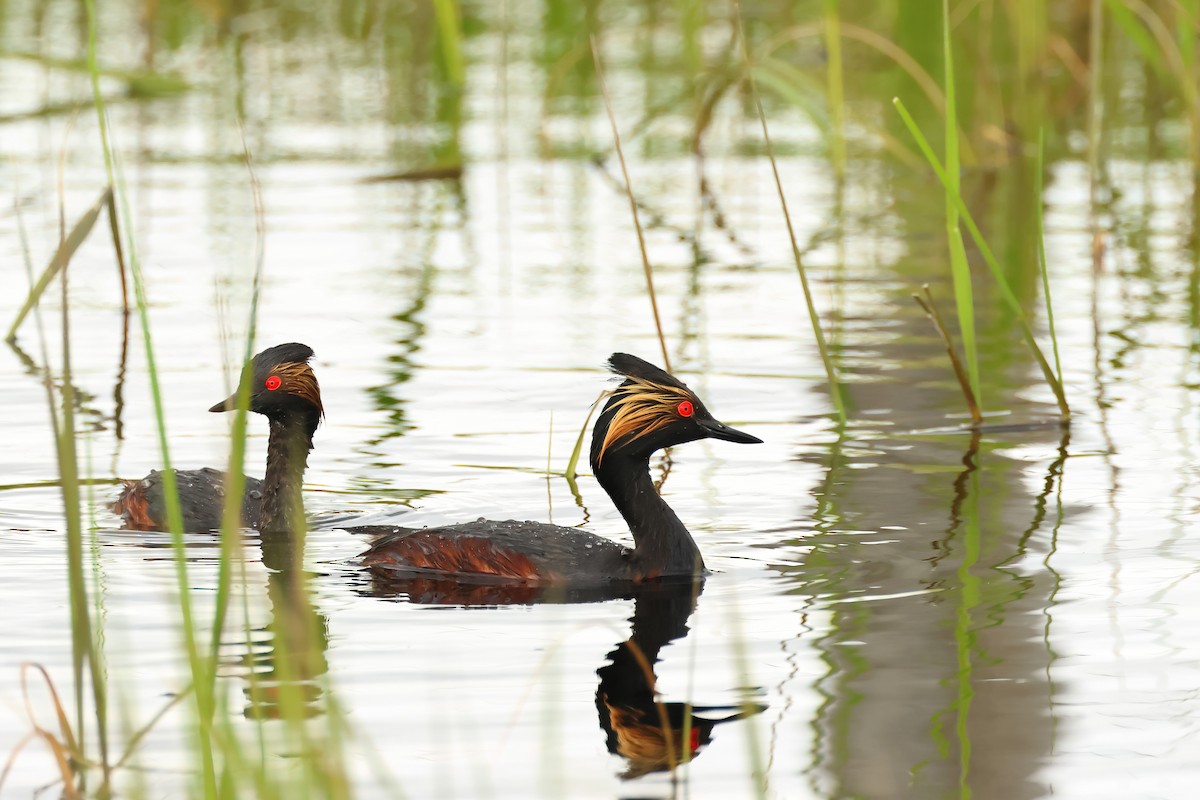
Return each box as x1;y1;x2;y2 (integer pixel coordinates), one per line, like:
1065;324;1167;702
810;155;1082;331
697;416;762;444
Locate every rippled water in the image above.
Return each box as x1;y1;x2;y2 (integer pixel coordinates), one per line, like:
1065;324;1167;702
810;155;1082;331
3;3;1200;799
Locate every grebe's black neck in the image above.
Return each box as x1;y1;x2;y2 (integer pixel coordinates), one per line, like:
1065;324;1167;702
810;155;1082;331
585;354;761;579
593;452;703;578
259;409;318;536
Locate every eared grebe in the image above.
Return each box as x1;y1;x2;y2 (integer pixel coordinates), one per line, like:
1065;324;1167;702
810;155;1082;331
113;343;323;534
359;353;761;585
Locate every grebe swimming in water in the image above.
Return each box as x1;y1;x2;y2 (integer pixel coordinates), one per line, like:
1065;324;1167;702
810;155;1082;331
113;343;322;534
358;353;760;585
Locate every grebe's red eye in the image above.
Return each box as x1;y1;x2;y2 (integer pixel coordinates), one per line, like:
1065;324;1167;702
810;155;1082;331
678;400;694;417
265;375;281;391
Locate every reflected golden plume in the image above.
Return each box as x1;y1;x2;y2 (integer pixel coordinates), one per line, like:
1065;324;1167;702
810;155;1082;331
598;377;694;463
603;697;696;780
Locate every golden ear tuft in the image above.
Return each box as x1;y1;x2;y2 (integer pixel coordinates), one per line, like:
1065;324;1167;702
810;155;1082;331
274;362;324;418
597;377;693;462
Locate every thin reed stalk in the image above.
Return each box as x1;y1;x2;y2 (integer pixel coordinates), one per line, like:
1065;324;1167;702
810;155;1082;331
5;189;111;344
23;172;115;793
564;389;607;484
913;286;982;425
209;124;267;684
432;0;466;86
732;0;847;426
822;0;846;180
1088;0;1104;210
56;230;110;796
83;0;219;793
1035;130;1064;392
940;0;980;410
893;98;1071;419
590;35;673;372
825;1;844;179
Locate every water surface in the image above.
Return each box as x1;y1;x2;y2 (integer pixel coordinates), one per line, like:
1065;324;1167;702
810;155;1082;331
2;3;1199;798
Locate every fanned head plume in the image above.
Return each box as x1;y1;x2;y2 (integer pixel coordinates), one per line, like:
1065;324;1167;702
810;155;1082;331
589;353;761;468
210;343;324;428
593;355;700;464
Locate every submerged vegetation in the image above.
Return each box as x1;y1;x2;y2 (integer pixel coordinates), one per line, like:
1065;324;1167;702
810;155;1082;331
2;0;1199;796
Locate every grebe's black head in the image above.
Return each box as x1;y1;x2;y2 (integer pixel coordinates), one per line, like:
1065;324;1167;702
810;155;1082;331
209;343;323;434
589;353;760;468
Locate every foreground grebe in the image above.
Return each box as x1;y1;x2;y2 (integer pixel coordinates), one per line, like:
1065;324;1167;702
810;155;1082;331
359;353;761;584
113;343;322;534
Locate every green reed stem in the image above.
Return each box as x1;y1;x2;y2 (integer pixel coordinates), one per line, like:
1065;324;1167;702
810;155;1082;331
203;128;268;795
941;0;980;410
6;189;110;344
1112;0;1200;161
732;0;847;426
34;204;106;796
1088;0;1104;207
822;0;846;180
432;0;466;86
82;0;219;794
590;35;673;372
893;98;1070;420
913;286;982;424
1035;130;1064;393
564;389;606;484
210;125;266;665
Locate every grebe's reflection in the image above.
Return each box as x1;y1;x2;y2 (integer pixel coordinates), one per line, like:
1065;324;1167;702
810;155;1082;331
596;582;765;779
240;531;330;719
363;574;765;779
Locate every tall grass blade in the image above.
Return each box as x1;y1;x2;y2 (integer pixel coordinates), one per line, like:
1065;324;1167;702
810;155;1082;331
1105;0;1169;77
18;662;82;762
83;0;218;792
893;98;1070;419
822;0;846;179
564;390;607;484
1035;130;1064;392
732;0;847;426
1111;0;1200;160
432;0;466;86
545;411;554;522
940;0;980;410
5;188;111;343
54;213;111;793
590;35;673;372
1087;0;1104;207
210;123;267;685
106;190;130;317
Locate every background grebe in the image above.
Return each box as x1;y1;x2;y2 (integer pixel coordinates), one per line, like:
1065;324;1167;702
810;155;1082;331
358;353;761;585
113;343;323;535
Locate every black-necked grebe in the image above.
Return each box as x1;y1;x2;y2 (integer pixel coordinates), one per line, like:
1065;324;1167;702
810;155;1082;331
358;353;761;585
113;343;322;535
